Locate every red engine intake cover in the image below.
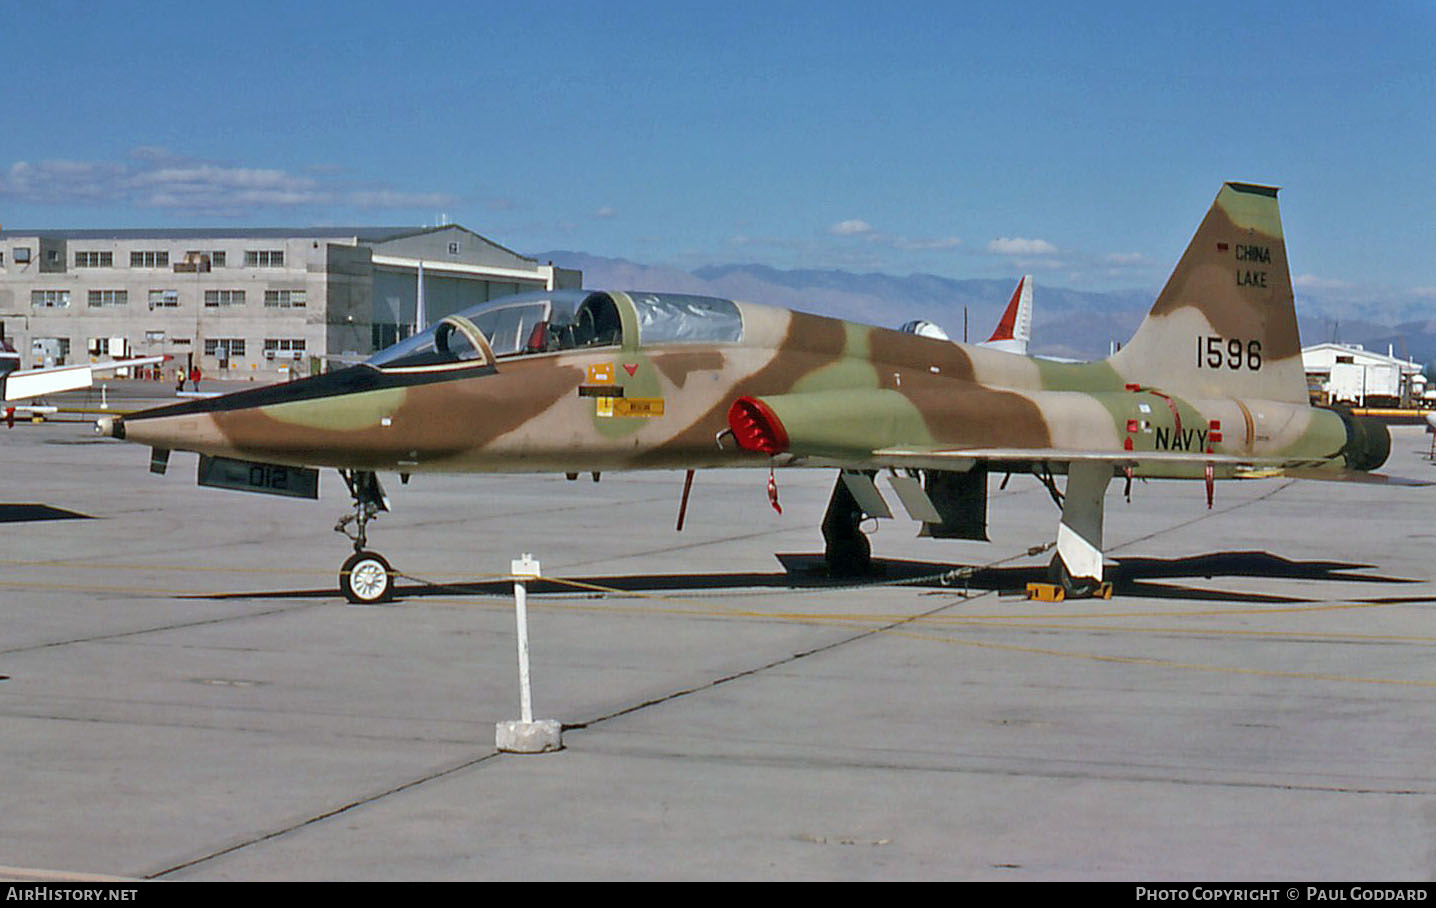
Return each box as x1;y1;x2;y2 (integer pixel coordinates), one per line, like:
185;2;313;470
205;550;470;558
727;396;789;455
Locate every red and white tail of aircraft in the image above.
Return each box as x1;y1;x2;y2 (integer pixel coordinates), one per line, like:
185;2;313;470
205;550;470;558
899;275;1034;352
981;274;1032;355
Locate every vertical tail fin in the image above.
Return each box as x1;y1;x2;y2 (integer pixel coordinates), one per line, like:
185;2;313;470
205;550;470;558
1109;183;1307;403
982;275;1032;354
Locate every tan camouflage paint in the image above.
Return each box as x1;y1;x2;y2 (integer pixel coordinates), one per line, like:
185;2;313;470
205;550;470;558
113;183;1365;483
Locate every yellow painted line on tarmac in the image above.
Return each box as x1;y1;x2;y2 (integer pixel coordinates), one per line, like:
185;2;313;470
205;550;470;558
918;599;1432;622
0;863;141;883
885;627;1436;688
914;619;1436;645
0;557;332;577
0;579;247;597
8;561;1435;688
411;590;1436;688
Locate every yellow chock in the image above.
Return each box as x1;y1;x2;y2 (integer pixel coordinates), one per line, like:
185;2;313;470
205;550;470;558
1026;581;1114;601
1026;582;1065;602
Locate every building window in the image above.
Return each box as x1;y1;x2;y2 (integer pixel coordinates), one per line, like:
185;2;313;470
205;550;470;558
75;251;113;268
264;338;306;356
204;338;246;357
245;250;284;267
13;247;31;264
87;290;128;308
31;289;71;308
264;289;306;308
448;241;460;254
144;331;166;343
130;250;169;268
182;250;227;270
148;289;180;309
204;289;246;307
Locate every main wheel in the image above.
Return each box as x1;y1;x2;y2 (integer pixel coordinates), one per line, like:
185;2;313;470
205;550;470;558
341;551;394;604
1047;553;1099;599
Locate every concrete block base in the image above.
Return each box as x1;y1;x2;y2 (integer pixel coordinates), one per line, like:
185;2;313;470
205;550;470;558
495;719;563;753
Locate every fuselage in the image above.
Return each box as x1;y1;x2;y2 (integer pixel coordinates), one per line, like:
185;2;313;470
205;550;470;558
108;291;1363;479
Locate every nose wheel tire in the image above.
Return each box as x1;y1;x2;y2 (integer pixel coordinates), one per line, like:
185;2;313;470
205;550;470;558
341;551;394;604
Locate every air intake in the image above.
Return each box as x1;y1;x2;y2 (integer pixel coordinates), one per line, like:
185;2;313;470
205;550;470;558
728;396;789;455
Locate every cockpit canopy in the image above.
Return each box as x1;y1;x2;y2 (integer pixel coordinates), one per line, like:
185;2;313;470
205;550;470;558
365;290;743;371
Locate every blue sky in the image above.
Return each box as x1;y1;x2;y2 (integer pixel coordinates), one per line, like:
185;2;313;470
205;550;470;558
2;0;1432;302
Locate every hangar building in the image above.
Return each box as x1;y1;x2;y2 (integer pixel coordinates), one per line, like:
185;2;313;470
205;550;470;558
1302;342;1427;407
0;225;580;378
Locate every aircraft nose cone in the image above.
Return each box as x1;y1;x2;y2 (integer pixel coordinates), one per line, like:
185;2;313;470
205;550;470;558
96;415;124;439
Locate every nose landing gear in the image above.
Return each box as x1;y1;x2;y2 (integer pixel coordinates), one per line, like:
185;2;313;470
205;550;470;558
335;470;394;604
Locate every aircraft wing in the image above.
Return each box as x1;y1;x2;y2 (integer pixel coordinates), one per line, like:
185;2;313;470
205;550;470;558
868;446;1428;484
871;445;1277;469
2;356;165;403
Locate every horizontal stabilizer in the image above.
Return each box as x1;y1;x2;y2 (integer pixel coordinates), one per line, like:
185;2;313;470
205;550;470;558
1;356;165;403
3;365;94;402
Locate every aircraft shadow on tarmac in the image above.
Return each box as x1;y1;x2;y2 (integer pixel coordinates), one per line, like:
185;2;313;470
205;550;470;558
198;549;1421;606
0;503;93;523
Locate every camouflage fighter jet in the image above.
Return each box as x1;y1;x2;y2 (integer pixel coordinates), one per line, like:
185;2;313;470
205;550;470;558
97;182;1397;603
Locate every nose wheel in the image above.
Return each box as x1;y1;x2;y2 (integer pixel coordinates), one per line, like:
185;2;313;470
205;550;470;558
341;550;394;604
335;470;394;603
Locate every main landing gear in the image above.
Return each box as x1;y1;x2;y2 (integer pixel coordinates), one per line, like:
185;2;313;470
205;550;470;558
822;472;873;577
819;462;1116;598
335;470;394;604
1049;461;1113;598
1028;460;1114;599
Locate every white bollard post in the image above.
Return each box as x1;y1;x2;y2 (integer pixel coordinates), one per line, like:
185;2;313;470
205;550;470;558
100;383;108;410
495;553;562;753
513;554;536;723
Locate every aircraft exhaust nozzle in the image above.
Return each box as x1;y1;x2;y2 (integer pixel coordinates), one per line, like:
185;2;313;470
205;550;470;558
1333;408;1391;472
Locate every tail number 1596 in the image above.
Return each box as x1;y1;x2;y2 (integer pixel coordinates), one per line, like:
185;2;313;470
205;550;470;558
1197;335;1261;371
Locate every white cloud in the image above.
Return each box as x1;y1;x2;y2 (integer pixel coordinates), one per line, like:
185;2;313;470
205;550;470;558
894;235;961;251
0;159;129;202
829;218;874;236
1104;251;1146;265
0;150;456;214
594;206;617;219
986;237;1058;256
1293;274;1353;290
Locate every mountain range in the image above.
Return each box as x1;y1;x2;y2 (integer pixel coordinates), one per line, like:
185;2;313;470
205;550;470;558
535;251;1436;366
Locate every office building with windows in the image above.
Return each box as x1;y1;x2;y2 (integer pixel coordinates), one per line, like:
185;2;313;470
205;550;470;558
0;225;580;377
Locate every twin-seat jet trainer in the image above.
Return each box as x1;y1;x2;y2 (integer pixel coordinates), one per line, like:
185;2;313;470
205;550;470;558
98;183;1398;603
